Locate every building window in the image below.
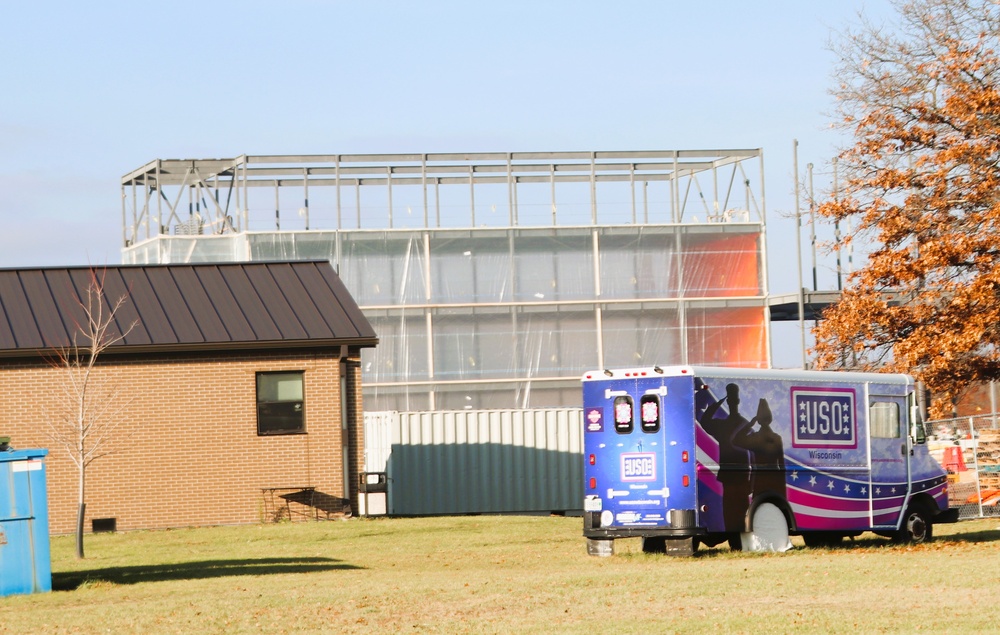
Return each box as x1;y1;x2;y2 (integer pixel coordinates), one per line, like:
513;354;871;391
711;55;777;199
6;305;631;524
257;371;305;435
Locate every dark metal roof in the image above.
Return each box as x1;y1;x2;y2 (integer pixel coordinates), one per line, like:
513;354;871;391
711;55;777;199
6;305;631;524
768;291;845;322
768;290;906;321
0;261;377;357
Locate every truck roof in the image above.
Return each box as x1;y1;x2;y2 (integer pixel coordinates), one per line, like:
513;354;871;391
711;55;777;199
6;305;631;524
581;365;914;386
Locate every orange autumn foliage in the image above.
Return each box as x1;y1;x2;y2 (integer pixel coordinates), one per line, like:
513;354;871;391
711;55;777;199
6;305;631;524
814;0;1000;417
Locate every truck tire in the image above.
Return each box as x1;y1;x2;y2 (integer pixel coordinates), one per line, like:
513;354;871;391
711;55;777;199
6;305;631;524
895;505;932;544
586;538;614;557
741;502;792;552
642;536;698;556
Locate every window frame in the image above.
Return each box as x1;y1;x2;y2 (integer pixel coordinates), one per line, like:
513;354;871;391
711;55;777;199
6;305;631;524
256;371;306;436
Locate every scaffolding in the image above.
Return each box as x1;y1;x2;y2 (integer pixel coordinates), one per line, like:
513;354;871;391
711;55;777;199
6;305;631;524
121;150;770;411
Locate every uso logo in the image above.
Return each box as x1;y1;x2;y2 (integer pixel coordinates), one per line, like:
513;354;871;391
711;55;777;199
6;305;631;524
621;452;656;482
791;387;857;448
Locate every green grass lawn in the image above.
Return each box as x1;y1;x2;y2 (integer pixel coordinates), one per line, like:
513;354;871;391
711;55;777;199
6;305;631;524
2;516;999;634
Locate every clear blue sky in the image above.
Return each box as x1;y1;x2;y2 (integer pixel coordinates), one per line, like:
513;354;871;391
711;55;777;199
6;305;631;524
0;1;897;365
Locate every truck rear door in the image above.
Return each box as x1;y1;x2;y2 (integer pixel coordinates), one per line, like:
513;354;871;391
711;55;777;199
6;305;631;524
583;372;696;532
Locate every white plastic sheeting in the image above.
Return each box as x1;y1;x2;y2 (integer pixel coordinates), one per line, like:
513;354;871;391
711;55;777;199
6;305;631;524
124;227;768;412
336;225;765;411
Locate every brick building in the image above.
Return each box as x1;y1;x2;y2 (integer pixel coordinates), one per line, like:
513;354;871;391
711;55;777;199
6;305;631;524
0;261;377;534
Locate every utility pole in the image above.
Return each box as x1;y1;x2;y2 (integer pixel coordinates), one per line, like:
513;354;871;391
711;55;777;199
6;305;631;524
808;162;817;291
794;140;807;369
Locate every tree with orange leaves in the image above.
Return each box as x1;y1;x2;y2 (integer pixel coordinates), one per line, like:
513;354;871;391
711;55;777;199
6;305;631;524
814;0;1000;417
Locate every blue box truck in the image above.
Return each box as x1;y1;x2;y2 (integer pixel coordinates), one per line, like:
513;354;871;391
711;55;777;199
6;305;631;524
582;366;958;556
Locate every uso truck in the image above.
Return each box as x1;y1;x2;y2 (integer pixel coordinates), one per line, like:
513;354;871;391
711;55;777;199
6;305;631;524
582;366;958;556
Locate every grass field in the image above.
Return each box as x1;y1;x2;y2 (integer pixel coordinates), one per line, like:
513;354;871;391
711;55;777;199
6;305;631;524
2;515;999;634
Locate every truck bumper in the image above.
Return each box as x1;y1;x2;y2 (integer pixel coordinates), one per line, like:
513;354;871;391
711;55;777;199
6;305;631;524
934;507;959;524
583;508;700;539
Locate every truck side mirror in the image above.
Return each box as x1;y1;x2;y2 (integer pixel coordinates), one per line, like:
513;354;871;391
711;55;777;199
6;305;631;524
909;405;926;445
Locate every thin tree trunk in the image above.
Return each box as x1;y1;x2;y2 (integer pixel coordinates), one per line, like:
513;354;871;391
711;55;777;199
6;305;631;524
76;462;85;559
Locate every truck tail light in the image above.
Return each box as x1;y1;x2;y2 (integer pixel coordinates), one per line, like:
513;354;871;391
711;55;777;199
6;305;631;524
682;475;690;487
589;477;596;489
681;451;689;463
589;454;596;466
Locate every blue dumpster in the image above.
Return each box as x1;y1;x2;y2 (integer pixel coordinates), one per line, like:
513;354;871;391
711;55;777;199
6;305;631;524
0;448;51;597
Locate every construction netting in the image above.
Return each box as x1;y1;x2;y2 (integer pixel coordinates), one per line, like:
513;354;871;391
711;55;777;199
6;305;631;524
926;414;1000;519
123;224;768;411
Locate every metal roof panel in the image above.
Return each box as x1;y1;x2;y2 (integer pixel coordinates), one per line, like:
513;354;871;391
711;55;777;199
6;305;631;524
165;267;229;342
0;274;37;348
117;268;179;345
266;263;335;339
83;268;151;347
18;271;64;349
0;262;376;356
214;265;283;341
241;264;309;341
191;266;256;342
291;265;360;337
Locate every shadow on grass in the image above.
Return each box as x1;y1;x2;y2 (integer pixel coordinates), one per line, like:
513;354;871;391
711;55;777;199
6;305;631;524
644;525;1000;559
52;556;363;591
933;527;1000;544
821;525;1000;550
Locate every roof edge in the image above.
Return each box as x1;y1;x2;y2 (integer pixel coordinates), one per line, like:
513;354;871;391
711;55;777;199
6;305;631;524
0;337;379;361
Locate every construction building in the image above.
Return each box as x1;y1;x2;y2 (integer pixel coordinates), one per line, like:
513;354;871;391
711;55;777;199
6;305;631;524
120;150;770;412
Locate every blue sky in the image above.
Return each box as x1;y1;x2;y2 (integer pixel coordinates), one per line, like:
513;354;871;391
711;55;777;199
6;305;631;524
0;1;897;365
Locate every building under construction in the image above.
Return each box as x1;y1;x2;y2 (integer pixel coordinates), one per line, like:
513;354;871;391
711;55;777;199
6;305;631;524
120;150;770;412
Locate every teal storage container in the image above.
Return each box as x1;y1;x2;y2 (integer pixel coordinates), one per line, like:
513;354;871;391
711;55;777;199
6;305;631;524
0;449;51;597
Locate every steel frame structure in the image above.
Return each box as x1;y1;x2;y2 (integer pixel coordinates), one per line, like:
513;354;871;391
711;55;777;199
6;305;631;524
121;150;765;244
121;150;770;412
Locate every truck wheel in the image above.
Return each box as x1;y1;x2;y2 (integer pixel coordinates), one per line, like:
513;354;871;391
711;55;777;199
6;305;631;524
741;502;792;552
896;506;932;544
586;538;614;557
642;536;698;556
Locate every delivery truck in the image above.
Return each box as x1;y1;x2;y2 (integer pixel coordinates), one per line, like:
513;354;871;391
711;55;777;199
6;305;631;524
582;366;958;556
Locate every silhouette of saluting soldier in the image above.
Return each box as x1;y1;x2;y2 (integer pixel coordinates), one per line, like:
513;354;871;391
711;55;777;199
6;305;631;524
699;383;753;532
733;397;787;502
699;383;786;533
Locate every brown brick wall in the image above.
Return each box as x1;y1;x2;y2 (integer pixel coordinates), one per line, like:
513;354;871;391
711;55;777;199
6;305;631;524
344;351;365;513
0;348;360;534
